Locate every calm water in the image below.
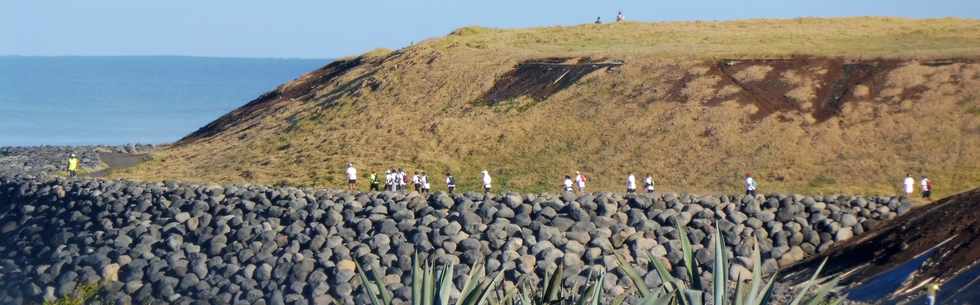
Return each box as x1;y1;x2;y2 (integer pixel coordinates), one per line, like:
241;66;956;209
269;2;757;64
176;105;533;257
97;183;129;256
0;56;328;146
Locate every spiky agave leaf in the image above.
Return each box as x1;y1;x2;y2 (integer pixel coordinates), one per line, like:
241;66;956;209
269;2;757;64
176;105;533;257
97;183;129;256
459;270;504;305
456;263;486;305
615;251;653;298
542;263;564;304
675;224;697;288
789;258;829;305
436;264;455;305
648;254;676;293
712;226;729;305
423;260;436;305
413;253;424;305
744;239;764;305
574;270;605;305
804;275;843;305
354;259;389;305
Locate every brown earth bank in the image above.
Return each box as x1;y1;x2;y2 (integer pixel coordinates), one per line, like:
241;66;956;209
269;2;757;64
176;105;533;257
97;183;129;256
781;187;980;304
111;18;980;197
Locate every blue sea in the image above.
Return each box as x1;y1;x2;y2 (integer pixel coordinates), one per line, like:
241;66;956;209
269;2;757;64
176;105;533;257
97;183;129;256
0;56;329;146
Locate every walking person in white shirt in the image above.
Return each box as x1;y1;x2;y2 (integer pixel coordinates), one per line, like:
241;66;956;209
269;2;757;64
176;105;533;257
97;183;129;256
421;172;431;195
562;175;574;192
398;169;408;191
921;176;933;200
745;173;758;196
575;171;587;193
644;175;655;193
903;173;915;197
412;172;422;192
345;162;358;191
626;173;637;193
446;172;457;194
481;170;493;194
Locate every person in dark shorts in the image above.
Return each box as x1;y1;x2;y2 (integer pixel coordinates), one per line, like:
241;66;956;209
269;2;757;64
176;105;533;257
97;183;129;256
446;173;456;193
920;176;933;200
345;162;358;191
413;171;422;192
66;153;80;177
745;173;758;196
369;172;380;191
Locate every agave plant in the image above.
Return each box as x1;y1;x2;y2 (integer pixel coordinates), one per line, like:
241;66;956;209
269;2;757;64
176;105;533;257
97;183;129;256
501;263;615;305
616;224;843;305
355;252;503;305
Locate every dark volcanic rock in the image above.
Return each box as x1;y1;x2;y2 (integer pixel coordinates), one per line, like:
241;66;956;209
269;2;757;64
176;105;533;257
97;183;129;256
0;174;904;305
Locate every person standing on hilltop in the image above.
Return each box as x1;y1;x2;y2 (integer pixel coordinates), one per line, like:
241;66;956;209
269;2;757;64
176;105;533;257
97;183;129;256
562;175;574;193
481;170;493;194
616;11;625;22
903;173;915;198
745;173;758;196
446;172;457;194
921;175;933;200
369;172;380;192
575;171;587;193
345;162;358;191
644;175;656;193
66;153;80;177
594;17;602;24
626;173;637;193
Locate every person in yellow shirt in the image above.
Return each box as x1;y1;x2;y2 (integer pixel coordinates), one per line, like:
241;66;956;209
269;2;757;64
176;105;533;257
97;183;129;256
926;282;940;305
66;153;79;177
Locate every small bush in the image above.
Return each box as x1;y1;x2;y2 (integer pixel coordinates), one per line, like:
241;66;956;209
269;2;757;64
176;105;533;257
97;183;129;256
808;175;837;189
43;282;102;305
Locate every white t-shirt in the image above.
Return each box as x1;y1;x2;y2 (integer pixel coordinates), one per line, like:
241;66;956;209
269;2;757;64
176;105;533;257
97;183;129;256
398;172;407;185
645;177;655;190
904;177;915;193
575;175;586;188
626;175;636;189
564;178;573;189
422;176;430;189
921;178;930;191
346;167;357;180
746;177;757;191
412;175;420;184
482;174;492;187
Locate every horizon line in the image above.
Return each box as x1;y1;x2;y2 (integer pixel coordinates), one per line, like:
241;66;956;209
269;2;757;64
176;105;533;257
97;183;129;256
0;54;333;60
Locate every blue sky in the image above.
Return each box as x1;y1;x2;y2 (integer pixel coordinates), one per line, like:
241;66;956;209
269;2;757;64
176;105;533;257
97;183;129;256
3;0;978;59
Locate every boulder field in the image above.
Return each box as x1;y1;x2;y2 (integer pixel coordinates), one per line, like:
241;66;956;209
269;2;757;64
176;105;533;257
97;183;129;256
0;175;910;304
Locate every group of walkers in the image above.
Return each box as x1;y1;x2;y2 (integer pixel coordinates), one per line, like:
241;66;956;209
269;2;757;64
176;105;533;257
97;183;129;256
903;173;934;199
61;156;935;201
348;163;474;194
624;173;657;193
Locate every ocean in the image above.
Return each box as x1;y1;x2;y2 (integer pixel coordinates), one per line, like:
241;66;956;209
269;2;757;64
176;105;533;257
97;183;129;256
0;56;329;146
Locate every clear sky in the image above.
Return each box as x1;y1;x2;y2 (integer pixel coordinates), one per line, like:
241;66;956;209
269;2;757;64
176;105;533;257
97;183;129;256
3;0;978;59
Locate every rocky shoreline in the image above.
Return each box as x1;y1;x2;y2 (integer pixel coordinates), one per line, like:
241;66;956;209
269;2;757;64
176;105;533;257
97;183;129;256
0;145;155;177
0;174;911;304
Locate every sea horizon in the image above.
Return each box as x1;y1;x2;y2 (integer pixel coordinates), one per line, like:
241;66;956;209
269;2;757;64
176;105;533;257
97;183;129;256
0;55;330;146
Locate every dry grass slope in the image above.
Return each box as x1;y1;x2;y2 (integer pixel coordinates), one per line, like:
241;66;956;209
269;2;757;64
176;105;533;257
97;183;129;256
112;17;980;198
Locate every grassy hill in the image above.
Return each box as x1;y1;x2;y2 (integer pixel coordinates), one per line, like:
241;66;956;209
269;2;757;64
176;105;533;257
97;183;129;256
112;17;980;197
